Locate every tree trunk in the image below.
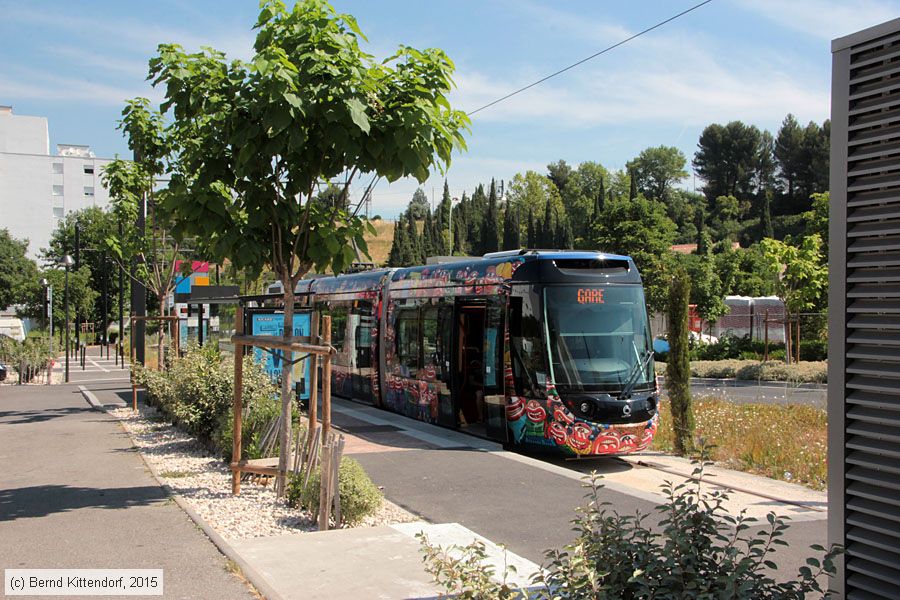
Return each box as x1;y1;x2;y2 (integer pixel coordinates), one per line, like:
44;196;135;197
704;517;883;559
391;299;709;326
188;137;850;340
785;320;792;365
667;269;694;456
158;296;166;371
276;282;295;497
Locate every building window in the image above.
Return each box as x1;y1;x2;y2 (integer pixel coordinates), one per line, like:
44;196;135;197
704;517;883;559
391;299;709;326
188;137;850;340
52;185;64;196
52;206;65;218
84;186;94;197
83;165;94;175
52;162;63;174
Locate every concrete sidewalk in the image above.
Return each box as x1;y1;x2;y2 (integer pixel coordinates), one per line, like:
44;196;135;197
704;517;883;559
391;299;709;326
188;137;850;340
231;522;541;600
0;384;256;598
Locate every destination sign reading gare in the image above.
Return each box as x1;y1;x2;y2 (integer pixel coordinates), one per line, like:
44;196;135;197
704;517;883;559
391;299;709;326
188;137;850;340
576;288;605;304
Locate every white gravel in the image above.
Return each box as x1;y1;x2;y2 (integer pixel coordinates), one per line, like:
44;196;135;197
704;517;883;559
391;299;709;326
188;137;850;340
109;404;418;541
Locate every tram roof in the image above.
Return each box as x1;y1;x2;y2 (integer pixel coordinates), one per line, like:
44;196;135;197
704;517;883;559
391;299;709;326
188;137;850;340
260;249;641;297
390;249;641;286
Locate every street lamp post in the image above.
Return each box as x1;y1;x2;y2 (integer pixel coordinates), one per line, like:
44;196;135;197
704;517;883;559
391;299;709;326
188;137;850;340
40;277;53;359
59;255;74;383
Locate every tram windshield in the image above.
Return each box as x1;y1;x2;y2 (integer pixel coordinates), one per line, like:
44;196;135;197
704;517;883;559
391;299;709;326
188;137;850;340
544;285;653;392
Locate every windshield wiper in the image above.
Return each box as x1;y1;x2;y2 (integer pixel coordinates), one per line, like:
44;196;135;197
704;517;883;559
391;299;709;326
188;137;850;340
620;349;653;400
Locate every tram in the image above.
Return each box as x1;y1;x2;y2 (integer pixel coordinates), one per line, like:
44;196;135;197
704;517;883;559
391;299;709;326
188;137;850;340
263;249;659;457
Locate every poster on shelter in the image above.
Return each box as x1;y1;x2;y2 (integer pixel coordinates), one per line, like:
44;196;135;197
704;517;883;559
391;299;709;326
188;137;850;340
250;312;311;400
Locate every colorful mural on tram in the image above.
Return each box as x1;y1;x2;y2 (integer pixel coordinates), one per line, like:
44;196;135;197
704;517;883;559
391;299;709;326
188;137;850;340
263;250;659;457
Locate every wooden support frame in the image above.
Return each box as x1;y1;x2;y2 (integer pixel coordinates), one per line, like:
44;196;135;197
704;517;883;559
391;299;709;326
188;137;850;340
128;315;181;365
128;315;180;412
230;310;335;495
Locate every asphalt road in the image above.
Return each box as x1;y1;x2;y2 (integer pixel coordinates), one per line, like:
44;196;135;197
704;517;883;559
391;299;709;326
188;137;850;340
663;378;827;408
0;384;255;599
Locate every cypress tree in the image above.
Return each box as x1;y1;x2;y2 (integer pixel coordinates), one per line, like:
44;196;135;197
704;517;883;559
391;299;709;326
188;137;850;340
527;207;536;248
502;203;520;250
436;180;452;255
387;212;405;266
480;180;500;254
469;184;487;253
555;215;574;249
695;207;709;255
667;267;694;456
422;209;435;259
629;167;637;200
596;177;605;218
453;193;469;255
761;190;774;239
542;198;554;247
402;211;421;265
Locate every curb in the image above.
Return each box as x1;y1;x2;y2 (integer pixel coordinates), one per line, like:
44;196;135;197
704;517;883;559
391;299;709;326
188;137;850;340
79;387;283;600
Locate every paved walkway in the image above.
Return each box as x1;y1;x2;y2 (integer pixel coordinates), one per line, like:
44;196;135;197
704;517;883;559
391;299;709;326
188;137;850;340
0;384;256;599
50;344;131;385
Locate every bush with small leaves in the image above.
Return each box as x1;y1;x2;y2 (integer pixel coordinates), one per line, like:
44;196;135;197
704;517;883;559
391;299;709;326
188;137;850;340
287;457;383;526
133;342;282;457
0;334;54;382
419;535;526;600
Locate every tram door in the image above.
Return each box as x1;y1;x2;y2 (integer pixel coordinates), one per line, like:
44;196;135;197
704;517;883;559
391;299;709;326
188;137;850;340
453;298;507;441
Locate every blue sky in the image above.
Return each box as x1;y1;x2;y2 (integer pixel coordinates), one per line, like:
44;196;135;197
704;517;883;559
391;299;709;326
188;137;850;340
2;0;899;217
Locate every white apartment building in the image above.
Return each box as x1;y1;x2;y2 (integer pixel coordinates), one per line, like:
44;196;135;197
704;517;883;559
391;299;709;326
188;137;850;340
0;105;114;259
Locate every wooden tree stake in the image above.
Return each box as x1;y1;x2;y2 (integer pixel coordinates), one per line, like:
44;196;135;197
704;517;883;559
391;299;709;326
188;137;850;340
232;305;244;495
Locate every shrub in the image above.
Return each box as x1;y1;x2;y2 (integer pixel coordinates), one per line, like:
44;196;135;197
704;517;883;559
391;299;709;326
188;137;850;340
134;342;282;456
768;348;786;361
691;360;742;379
420;464;841;599
800;339;828;361
0;335;54;382
419;535;522;600
214;354;288;459
736;361;827;384
287;457;383;526
692;334;755;361
688;360;827;383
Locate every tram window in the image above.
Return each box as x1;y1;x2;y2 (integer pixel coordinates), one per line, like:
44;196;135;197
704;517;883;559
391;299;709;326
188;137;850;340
509;294;547;397
328;309;348;352
421;306;438;365
397;308;420;372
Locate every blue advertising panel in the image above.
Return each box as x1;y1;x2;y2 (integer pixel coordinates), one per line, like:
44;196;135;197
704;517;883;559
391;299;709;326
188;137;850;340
178;319;209;349
250;312;311;400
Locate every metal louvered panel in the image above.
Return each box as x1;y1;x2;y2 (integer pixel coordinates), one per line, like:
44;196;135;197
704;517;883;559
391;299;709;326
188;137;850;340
834;19;900;598
848;590;892;600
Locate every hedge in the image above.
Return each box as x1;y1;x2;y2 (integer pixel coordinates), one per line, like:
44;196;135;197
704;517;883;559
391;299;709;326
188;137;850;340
655;360;827;384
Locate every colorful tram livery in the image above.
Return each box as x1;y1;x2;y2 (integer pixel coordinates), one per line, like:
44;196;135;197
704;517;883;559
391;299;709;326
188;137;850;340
268;250;659;457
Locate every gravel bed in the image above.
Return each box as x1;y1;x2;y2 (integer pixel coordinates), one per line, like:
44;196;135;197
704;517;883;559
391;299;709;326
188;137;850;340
109;404;418;540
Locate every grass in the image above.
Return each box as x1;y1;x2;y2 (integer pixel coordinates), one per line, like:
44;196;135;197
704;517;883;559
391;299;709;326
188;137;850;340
652;396;827;490
159;469;195;479
363;218;395;266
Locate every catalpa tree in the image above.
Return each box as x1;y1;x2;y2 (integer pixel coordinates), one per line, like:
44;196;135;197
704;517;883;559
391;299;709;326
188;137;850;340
149;0;469;493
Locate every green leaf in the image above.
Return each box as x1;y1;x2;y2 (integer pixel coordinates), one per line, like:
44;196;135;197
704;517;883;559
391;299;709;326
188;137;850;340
345;97;370;134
